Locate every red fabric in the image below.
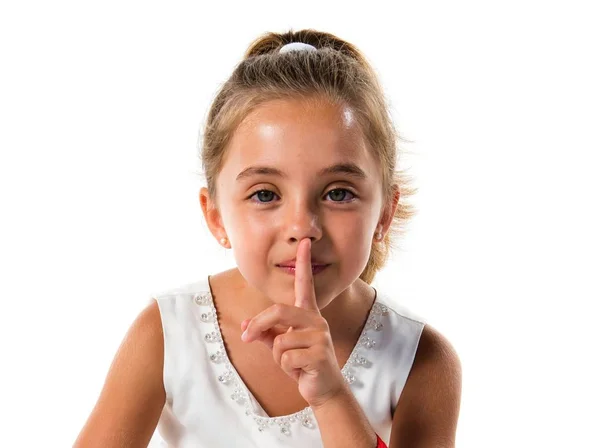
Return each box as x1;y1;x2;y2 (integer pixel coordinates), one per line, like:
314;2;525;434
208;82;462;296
376;434;388;448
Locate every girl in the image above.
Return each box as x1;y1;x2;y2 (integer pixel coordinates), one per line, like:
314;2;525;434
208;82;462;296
75;29;462;447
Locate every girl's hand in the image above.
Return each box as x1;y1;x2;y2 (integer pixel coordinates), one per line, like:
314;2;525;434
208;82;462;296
240;238;346;408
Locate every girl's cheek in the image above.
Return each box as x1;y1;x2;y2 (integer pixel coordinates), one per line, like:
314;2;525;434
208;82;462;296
243;214;276;233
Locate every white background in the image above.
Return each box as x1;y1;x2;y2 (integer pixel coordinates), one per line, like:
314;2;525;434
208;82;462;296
1;0;598;446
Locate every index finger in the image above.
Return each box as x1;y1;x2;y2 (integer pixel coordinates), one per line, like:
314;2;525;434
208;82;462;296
294;238;319;311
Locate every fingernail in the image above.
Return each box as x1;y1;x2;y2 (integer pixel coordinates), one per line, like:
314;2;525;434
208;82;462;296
241;329;249;342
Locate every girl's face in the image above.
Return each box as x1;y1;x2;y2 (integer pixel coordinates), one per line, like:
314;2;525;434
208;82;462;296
202;97;395;308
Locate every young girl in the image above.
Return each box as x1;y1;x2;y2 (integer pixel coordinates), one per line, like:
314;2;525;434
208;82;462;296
75;29;462;447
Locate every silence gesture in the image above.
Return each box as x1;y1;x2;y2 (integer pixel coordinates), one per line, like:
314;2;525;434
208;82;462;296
241;238;346;408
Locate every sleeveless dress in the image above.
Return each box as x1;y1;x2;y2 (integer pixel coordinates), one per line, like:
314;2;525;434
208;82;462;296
147;277;426;447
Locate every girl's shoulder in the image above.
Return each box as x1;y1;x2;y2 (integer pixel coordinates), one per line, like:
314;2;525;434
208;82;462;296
373;287;428;326
150;277;211;301
75;300;166;446
149;269;238;305
146;277;215;334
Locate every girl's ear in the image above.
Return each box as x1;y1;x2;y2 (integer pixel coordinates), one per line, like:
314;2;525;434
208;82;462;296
199;187;229;246
378;184;400;235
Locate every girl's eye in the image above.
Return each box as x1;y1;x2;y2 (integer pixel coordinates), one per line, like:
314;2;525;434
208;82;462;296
249;188;355;204
326;188;355;202
250;190;278;203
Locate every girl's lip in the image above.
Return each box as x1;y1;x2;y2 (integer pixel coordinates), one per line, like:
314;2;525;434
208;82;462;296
276;264;330;275
276;263;328;267
276;261;328;267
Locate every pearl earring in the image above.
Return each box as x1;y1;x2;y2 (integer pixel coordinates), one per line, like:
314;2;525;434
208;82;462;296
375;232;383;241
220;237;228;246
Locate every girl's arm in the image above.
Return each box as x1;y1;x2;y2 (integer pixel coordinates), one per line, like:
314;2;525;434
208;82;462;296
311;384;379;447
73;301;166;447
311;324;461;448
389;324;463;448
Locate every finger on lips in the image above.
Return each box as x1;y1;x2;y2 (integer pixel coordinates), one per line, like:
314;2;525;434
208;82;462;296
241;238;322;346
294;238;319;311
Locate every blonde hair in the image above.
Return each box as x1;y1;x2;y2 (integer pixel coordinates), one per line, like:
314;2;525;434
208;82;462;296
200;29;417;284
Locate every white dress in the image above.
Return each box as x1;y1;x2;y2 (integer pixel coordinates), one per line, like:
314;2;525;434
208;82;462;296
147;277;426;447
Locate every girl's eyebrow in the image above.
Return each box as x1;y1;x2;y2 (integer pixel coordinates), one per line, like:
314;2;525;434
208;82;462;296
236;163;367;181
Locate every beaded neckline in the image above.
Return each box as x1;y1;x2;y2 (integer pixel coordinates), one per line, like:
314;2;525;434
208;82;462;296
193;287;389;436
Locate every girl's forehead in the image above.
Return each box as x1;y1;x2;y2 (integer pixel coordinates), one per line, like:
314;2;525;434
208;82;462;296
222;99;377;176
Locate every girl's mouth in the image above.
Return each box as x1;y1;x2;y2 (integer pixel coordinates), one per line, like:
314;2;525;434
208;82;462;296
276;264;330;275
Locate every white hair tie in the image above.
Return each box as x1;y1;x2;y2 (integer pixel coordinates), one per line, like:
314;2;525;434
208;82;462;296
279;42;317;54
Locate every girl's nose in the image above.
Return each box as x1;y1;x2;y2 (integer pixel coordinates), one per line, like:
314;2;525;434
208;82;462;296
284;204;323;244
